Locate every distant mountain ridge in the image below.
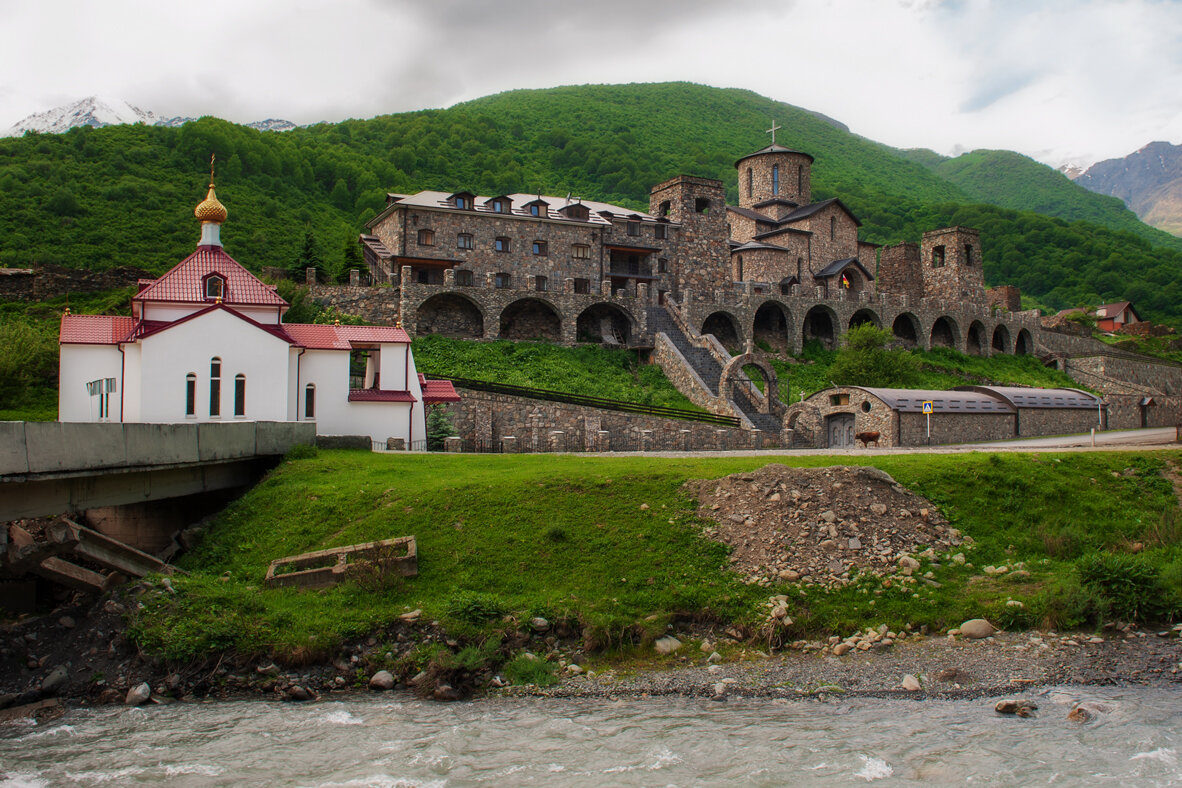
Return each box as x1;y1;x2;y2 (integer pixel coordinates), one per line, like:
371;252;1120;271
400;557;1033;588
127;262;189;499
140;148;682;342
3;96;296;137
1070;141;1182;237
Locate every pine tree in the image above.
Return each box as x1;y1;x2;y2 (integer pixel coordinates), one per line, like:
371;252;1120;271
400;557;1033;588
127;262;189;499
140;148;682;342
336;236;364;284
426;405;458;451
290;227;327;283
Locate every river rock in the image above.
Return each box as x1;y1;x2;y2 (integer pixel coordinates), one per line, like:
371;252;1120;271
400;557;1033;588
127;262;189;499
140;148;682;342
654;636;682;655
41;666;69;695
58;616;76;629
960;619;996;639
901;674;922;692
433;684;461;701
530;617;550;632
778;569;801;582
995;699;1037;716
1067;706;1093;723
820;510;837;523
286;685;314;702
898;556;920;571
832;643;851;656
125;683;151;706
368;670;395;691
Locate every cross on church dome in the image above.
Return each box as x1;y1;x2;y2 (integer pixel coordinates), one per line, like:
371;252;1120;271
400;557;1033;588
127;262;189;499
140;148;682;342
766;120;782;145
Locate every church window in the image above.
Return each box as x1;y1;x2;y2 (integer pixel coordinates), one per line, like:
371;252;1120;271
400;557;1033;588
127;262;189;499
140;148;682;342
964;244;973;265
304;384;316;419
457;233;473;250
798;165;803;195
495;272;512;289
736;255;744;280
658;257;668;273
532;240;548;256
830;216;836;241
494;236;510;252
574;278;590;294
205;275;224;300
829;393;850;406
209;357;221;417
654;223;667;240
234;374;246;417
417;228;435;246
695;198;710;213
572;243;590;259
658;200;670;217
747;168;753;198
185;373;196;416
535;275;548;292
627;221;640;236
772;164;780;196
932;245;946;268
455;269;474;286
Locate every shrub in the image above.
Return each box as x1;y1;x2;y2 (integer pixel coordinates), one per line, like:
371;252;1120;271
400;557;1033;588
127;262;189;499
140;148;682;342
828;323;921;388
426;405;458;451
1077;553;1167;622
444;591;508;624
503;653;558;687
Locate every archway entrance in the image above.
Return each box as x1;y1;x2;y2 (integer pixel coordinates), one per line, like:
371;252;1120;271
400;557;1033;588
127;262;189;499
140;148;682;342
415;293;484;338
499;298;562;342
1015;329;1033;355
753;302;792;352
803;306;837;350
992;325;1011;354
576;303;632;345
966;321;986;356
849;309;881;330
702;311;742;351
930;316;958;349
891;313;920;348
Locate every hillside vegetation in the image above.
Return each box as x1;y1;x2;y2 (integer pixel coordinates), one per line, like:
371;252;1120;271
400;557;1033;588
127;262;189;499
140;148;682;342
2;82;1182;324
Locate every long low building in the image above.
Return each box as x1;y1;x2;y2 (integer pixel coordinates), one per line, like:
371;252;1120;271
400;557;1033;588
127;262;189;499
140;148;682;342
785;385;1103;448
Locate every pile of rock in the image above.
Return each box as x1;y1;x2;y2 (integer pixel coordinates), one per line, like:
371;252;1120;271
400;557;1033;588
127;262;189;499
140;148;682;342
685;464;966;588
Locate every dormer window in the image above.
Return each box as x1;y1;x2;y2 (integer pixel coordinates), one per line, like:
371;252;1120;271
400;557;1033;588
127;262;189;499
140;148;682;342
455;196;470;210
450;192;475;210
559;203;589;221
488;197;510;214
529;203;542;217
205;275;225;300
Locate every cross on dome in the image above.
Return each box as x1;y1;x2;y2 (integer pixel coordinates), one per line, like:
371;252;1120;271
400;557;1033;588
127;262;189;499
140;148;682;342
766;120;782;145
194;153;228;247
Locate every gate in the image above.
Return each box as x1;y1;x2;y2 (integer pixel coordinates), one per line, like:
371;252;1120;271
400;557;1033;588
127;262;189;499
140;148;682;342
826;413;855;448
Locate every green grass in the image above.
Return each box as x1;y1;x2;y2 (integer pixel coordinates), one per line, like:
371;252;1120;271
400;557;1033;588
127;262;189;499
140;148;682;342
128;449;1182;662
412;334;702;410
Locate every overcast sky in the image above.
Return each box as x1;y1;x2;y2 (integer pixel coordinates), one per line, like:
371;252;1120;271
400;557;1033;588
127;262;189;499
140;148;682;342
2;0;1180;168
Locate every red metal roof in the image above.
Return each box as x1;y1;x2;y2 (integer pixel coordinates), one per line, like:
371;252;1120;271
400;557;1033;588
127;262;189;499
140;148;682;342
134;246;288;307
347;389;416;403
131;304;294;345
59;314;137;345
283;323;411;349
419;374;461;403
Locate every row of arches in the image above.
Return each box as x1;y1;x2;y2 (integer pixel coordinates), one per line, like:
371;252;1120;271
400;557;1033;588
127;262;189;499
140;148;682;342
413;292;638;344
705;302;1032;356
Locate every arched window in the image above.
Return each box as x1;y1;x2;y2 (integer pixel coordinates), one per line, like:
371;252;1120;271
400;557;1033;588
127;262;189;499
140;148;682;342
209;357;221;417
304;383;316;419
830;216;836;241
185;373;196;416
798;165;803;195
772;164;779;196
205;276;224;300
455;269;474;286
747;168;753;198
417;228;435;246
234;374;246;417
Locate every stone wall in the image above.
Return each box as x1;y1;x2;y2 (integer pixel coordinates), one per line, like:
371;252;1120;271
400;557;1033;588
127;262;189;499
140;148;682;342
898;412;1015;446
876;243;924;302
309;284;401;325
439;388;775;451
648;176;731;297
736;150;813;209
1066;354;1182;396
987;285;1021;313
0;264;153;301
1017;407;1102;438
1105;394;1182;430
920;227;985;304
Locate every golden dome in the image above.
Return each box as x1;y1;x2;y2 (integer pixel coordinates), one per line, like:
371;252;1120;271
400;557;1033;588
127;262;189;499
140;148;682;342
194;184;227;224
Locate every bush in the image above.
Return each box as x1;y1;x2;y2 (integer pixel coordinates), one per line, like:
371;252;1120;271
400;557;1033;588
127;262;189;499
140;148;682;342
444;591;508;624
828;323;921;388
1077;552;1168;622
426;405;458;451
503;653;558;687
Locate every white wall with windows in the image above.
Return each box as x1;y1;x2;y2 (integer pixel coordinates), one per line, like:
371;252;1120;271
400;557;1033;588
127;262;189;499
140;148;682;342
58;345;123;422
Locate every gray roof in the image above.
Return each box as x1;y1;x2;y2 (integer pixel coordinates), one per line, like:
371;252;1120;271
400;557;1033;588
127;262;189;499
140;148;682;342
815;257;875;281
735;144;815;167
957;386;1101;410
374;191;662;228
726;205;777;223
856;388;1015;414
732;240;790;253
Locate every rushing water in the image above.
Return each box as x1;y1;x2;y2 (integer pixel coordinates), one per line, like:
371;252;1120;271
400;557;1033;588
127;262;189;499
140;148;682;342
1;686;1179;786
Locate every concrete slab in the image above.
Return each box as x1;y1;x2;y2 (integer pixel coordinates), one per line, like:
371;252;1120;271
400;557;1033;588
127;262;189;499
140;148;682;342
0;422;29;475
196;421;257;461
24;423;128;474
123;423;200;466
255;421;316;455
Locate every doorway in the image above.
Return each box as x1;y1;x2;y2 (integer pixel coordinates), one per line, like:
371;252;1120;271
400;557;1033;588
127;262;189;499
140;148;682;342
826;413;855;448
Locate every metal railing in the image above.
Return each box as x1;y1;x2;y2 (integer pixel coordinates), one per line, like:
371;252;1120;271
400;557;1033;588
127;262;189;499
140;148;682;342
427;375;741;427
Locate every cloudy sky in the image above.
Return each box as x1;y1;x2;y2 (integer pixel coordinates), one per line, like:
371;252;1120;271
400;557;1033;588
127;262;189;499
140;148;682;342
1;0;1180;168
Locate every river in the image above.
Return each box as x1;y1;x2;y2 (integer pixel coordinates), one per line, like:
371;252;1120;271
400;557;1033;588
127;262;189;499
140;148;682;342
1;686;1179;786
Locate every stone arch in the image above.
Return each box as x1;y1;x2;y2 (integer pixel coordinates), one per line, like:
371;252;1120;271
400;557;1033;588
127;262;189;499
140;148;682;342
414;292;485;338
929;315;960;350
803;304;839;350
720;352;781;416
992;324;1011;354
849;308;881;330
966;320;987;356
499;298;562;342
1015;328;1033;355
891;312;921;348
784;403;822;447
576;302;634;345
753;301;793;353
702;311;743;350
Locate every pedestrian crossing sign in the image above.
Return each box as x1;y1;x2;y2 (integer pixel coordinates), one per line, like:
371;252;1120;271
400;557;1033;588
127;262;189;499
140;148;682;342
921;401;933;414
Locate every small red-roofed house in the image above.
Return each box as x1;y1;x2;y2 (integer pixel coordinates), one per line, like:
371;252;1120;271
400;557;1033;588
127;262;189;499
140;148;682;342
58;182;457;447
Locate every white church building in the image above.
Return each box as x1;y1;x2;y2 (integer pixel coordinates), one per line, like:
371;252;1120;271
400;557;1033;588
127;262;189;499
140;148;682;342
58;177;458;445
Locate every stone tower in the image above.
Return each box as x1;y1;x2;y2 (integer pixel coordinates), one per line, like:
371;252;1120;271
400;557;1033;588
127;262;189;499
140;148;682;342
920;227;984;303
649;175;730;295
876;242;923;302
735;145;814;219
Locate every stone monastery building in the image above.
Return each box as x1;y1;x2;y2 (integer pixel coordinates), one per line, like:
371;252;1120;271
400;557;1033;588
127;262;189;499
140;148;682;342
58;179;459;445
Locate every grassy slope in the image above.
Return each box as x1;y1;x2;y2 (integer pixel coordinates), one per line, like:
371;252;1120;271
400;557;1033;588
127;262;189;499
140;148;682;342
4;83;1182;323
130;450;1182;662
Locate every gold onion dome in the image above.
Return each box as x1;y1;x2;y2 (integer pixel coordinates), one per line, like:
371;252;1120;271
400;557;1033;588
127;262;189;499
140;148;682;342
194;184;227;224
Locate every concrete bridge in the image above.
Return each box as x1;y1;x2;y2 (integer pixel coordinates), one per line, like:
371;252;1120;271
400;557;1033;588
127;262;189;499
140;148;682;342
0;421;316;522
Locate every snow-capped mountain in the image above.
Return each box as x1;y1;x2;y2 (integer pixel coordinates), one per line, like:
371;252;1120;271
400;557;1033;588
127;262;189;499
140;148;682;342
4;96;296;137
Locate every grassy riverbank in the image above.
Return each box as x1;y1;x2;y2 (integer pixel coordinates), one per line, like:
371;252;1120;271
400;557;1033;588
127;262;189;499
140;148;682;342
129;449;1182;665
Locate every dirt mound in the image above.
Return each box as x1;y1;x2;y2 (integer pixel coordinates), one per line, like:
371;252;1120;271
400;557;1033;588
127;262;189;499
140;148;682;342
685;464;966;588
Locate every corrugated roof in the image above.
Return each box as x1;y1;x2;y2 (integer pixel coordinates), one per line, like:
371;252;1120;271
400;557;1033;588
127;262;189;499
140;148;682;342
59;314;136;345
347;389;416;403
419;374;461;403
283;323;410;350
135;246;288;308
856;387;1015;414
381;191;660;226
958;386;1101;410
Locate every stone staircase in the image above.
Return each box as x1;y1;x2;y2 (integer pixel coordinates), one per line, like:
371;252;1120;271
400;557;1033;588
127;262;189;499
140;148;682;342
648;305;783;433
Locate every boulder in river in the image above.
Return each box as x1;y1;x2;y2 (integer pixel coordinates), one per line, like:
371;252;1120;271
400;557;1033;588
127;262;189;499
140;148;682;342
125;683;151;706
368;671;395;691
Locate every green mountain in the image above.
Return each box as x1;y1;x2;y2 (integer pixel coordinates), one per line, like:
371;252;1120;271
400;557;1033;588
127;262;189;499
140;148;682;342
1;82;1181;324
